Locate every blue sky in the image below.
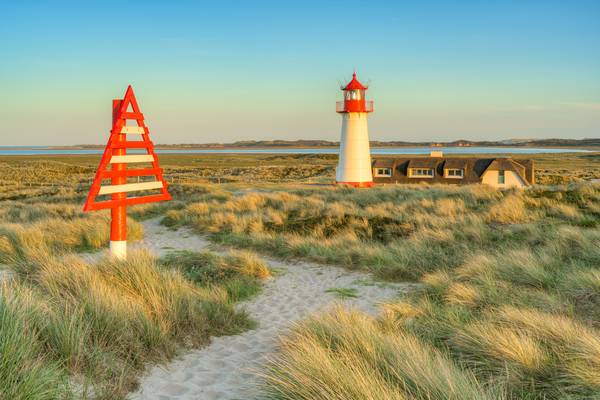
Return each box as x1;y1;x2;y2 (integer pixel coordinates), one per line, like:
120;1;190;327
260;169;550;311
1;1;599;145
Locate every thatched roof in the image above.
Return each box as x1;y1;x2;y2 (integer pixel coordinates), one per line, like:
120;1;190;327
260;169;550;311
372;158;396;168
408;158;440;168
371;157;534;185
443;159;469;169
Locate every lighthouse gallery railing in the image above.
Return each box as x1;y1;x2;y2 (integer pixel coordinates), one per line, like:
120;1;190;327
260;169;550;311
336;100;374;113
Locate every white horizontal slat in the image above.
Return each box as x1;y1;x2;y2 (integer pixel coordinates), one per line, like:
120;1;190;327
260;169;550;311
98;181;163;195
120;126;145;134
110;154;154;164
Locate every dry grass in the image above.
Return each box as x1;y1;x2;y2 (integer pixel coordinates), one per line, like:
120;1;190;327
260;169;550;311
197;183;600;399
0;250;261;399
262;307;500;400
160;249;270;302
2;154;599;399
161;182;600;280
0;197;145;267
486;193;536;224
0;164;273;399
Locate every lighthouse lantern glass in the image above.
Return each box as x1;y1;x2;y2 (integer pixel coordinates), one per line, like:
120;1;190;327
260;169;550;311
345;89;363;101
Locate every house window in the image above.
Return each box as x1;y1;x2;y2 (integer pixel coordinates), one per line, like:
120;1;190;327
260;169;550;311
498;170;505;184
410;168;434;177
375;168;392;177
446;168;464;178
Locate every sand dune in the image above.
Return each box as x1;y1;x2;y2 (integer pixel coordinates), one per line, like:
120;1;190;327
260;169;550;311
128;219;412;399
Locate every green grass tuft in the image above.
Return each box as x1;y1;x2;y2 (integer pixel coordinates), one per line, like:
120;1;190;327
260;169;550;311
325;287;359;299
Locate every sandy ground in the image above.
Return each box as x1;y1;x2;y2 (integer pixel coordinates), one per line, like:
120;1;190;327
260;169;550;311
117;219;413;400
130;218;212;257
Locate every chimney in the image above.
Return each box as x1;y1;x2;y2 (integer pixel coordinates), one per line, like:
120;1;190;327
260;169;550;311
430;150;443;158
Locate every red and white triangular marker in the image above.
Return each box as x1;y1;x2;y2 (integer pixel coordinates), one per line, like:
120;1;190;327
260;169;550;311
84;85;171;258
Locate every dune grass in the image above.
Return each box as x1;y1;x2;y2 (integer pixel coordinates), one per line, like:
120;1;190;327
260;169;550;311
263;242;600;398
325;287;359;299
160;249;270;301
0;249;267;399
163;183;599;278
155;182;600;399
261;307;501;400
0;287;71;400
0;192;270;399
2;155;599;399
0;199;144;266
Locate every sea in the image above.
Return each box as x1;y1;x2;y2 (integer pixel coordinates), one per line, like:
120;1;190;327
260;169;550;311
0;146;593;156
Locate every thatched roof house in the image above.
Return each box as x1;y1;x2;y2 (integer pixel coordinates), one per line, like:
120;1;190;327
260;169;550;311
372;155;534;188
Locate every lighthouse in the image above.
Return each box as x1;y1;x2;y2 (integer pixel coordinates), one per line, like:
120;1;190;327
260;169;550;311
335;72;374;187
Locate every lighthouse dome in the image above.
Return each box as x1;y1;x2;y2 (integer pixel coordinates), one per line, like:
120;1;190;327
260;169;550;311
343;72;368;90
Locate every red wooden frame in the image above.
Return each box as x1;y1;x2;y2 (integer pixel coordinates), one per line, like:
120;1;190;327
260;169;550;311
83;85;171;213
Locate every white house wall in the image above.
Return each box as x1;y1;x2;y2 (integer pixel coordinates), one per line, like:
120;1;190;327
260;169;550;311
481;170;526;188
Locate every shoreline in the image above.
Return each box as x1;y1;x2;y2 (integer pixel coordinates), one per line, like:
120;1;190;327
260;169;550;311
6;145;600;151
0;145;598;154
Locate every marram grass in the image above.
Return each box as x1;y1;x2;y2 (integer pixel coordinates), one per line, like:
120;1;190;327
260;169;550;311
178;183;600;399
2;161;600;400
261;307;503;400
0;249;266;399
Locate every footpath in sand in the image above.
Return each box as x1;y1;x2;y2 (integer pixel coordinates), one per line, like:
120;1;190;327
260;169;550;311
129;218;412;400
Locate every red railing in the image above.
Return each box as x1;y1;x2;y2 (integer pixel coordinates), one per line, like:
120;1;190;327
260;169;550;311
336;100;374;113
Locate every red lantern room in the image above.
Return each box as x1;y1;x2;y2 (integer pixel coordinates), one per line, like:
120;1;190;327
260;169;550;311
336;72;374;113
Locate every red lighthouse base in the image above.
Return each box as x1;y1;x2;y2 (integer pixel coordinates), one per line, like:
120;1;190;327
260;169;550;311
336;181;374;188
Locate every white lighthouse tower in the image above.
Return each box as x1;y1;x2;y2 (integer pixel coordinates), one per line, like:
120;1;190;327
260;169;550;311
335;72;374;187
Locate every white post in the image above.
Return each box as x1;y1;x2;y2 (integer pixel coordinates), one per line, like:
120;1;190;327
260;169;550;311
110;240;127;260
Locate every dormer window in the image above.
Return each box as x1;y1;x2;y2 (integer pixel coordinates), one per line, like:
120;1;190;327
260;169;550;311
409;168;434;178
445;168;464;178
374;167;392;177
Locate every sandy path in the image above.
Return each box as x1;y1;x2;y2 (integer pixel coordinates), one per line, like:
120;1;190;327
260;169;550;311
129;218;412;400
130;218;212;257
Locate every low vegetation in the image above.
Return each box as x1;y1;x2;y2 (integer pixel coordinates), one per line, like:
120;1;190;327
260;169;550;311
1;153;599;399
1;152;598;192
0;170;270;399
1;250;266;399
325;287;359;299
262;308;501;400
161;250;270;302
263;222;600;398
161;183;598;279
160;182;600;399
